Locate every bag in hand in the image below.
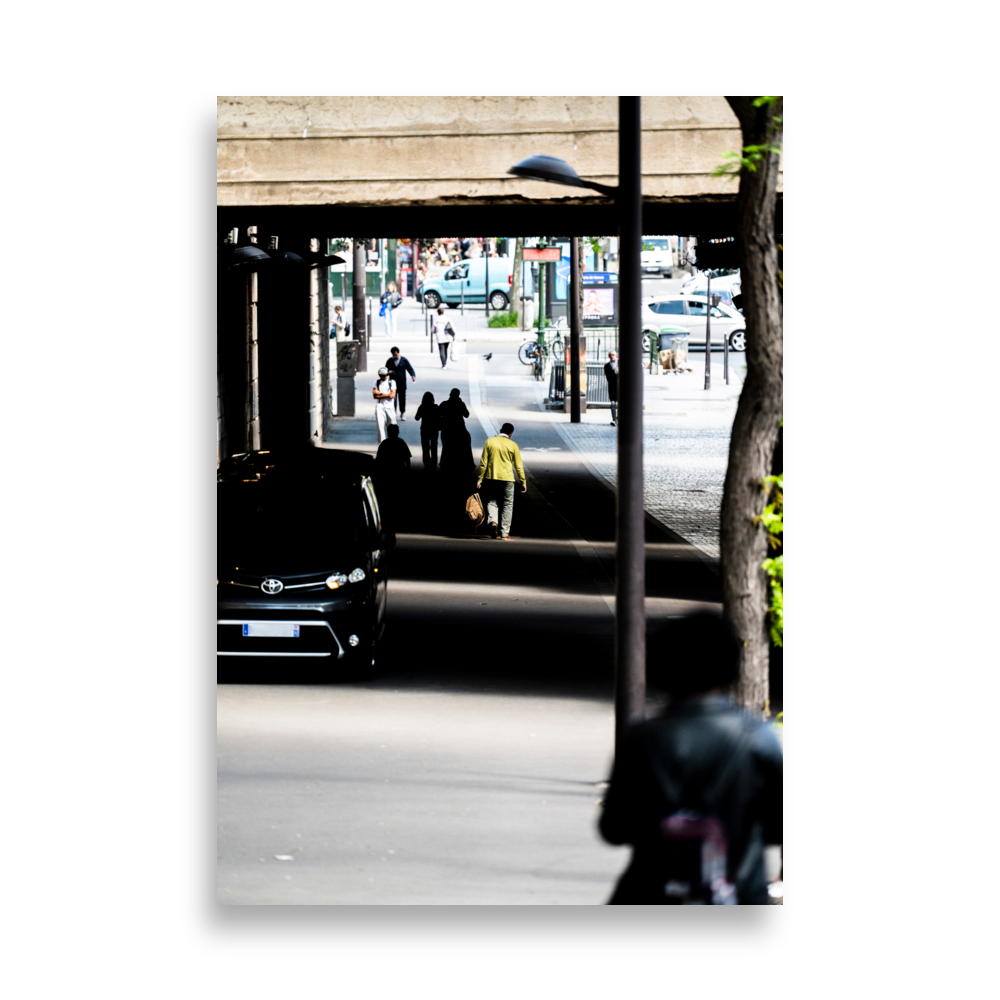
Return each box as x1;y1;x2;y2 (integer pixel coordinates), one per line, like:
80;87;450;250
465;492;485;526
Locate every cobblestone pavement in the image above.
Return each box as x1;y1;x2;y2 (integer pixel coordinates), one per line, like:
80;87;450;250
535;361;744;559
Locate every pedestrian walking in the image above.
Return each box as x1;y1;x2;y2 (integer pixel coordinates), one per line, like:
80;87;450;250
414;391;440;473
598;612;783;905
604;350;619;426
475;422;527;539
386;347;416;421
331;304;348;341
372;365;397;443
374;423;411;527
438;388;474;501
380;281;402;338
437;387;470;436
432;308;454;368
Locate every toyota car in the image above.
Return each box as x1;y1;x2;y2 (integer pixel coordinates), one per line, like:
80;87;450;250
217;449;392;678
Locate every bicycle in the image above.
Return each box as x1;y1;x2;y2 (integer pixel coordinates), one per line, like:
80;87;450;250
517;334;565;367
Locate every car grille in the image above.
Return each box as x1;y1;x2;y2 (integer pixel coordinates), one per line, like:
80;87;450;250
220;571;334;592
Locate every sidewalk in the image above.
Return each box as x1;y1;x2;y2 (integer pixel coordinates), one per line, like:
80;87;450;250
528;357;744;559
346;293;541;346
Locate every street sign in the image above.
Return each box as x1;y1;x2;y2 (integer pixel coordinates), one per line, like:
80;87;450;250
583;271;618;284
523;247;563;261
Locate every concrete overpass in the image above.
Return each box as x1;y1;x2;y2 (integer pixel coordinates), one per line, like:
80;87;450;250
216;96;782;462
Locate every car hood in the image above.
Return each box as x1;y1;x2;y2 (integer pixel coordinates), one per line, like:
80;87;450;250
216;525;367;577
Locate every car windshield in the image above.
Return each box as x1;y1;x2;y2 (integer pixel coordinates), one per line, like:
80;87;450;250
643;239;671;250
218;480;363;568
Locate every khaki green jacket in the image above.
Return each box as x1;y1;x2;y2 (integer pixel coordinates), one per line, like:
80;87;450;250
477;434;526;484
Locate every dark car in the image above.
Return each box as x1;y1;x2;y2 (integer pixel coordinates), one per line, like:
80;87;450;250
217;448;393;678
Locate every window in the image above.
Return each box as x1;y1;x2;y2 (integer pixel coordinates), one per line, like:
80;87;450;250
686;301;727;318
445;264;468;281
651;300;685;315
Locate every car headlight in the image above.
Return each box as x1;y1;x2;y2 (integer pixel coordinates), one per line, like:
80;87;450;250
348;567;366;584
326;573;348;589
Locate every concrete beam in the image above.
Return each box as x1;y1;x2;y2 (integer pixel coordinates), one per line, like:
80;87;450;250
218;97;781;208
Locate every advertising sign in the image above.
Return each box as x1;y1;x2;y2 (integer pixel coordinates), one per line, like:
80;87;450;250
582;285;617;326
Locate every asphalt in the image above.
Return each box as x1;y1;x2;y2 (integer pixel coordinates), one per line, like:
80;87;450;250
216;279;766;905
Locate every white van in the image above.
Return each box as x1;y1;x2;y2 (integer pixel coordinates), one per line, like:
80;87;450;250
640;236;674;276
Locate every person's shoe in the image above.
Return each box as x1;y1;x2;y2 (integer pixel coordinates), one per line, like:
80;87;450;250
610;420;617;426
489;522;499;539
400;415;406;421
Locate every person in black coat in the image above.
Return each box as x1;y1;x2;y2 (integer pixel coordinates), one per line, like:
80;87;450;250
604;350;618;426
414;391;440;473
599;612;783;905
385;347;416;420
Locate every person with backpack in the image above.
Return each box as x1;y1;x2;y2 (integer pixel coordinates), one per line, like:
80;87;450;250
385;347;416;421
380;281;402;338
599;612;783;904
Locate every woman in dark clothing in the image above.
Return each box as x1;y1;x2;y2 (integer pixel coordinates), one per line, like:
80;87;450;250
414;391;440;472
437;387;470;438
437;389;476;526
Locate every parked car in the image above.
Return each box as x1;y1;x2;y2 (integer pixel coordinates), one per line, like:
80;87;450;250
418;256;513;310
681;269;741;304
217;448;393;678
641;236;674;277
641;294;746;351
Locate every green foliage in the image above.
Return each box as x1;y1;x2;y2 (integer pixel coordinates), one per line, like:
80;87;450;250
487;311;519;328
641;241;656;252
533;316;553;330
757;471;783;647
762;555;783;647
712;97;783;181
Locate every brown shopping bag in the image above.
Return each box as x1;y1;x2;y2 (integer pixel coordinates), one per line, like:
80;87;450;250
465;492;485;526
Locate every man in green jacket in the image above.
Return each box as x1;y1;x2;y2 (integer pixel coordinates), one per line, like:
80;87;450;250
476;422;526;539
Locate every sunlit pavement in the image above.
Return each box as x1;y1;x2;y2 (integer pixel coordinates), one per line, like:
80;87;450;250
218;271;739;905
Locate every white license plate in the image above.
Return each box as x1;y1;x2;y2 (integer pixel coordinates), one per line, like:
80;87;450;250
645;266;659;271
242;622;300;638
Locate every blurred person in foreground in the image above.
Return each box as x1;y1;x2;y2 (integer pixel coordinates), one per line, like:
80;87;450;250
599;612;782;904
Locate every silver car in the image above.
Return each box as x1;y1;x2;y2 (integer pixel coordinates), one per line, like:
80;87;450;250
641;294;746;352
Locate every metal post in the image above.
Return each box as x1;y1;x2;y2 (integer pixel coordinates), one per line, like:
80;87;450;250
537;244;546;345
353;239;367;373
485;236;490;319
569;236;581;423
704;271;711;390
719;292;729;385
615;96;646;751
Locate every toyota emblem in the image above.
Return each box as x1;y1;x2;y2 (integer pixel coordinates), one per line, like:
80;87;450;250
260;578;284;595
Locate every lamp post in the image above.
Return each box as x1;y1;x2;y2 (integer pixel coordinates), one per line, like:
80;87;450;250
509;96;645;750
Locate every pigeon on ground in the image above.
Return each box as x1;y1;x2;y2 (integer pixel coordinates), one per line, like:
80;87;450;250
483;353;493;362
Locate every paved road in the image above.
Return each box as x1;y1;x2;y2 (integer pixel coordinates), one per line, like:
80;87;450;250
217;268;750;905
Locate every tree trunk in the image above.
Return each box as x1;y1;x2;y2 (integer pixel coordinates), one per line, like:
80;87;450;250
720;97;783;715
510;237;523;319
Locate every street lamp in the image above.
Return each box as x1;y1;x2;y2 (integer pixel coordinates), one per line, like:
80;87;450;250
508;97;645;750
508;154;618;198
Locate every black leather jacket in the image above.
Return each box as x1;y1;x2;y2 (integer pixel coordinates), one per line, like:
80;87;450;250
599;694;782;904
